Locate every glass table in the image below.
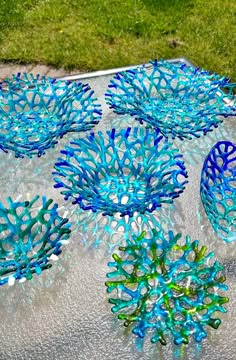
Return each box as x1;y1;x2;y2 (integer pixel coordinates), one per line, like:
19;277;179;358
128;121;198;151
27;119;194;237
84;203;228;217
0;59;235;360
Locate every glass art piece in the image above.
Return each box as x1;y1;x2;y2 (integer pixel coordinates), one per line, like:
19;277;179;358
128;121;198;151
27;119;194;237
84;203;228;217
0;195;71;286
53;127;188;216
0;73;102;157
200;140;236;242
105;60;236;140
106;228;229;345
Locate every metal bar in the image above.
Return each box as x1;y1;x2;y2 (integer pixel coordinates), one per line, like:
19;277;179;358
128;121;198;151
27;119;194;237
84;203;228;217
58;57;195;81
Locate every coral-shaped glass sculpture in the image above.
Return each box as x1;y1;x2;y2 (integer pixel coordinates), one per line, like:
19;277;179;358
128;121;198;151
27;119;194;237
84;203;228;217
200;140;236;242
0;195;71;286
0;73;102;157
105;60;236;140
53;127;188;216
106;229;229;345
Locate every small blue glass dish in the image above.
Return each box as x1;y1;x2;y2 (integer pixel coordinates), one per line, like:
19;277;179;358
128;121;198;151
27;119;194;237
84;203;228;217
53;127;188;217
200;140;236;242
0;195;71;286
0;73;102;158
106;60;236;140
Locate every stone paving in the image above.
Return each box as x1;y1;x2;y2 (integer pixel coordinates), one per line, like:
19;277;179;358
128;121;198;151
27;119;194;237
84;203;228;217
0;63;81;81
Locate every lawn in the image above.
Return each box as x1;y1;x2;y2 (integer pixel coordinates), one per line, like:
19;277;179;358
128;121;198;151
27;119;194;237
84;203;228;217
0;0;235;81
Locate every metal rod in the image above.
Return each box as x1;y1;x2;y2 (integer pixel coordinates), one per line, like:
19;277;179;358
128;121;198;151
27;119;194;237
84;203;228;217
58;57;195;81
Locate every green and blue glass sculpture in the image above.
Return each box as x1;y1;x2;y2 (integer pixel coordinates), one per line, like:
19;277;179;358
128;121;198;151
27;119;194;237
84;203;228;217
53;127;188;216
0;195;71;286
200;140;236;242
105;60;236;140
0;73;102;157
106;228;229;345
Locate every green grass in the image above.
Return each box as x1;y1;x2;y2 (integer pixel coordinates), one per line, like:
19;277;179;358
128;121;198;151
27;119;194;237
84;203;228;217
0;0;235;80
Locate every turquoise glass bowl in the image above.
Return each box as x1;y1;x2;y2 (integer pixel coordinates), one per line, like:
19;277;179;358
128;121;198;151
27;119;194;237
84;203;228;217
53;127;188;216
0;73;102;157
0;195;71;285
106;60;236;140
106;228;229;345
200;140;236;242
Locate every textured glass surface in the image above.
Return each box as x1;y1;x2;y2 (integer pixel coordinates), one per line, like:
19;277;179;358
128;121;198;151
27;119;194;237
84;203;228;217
53;127;188;216
69;202;183;254
106;60;236;140
0;195;71;286
0;73;102;157
200;141;236;242
106;228;228;345
0;68;235;360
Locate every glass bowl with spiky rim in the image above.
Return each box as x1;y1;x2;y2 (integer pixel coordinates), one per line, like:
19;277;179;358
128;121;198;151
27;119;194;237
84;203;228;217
53;127;188;217
105;60;236;140
106;228;229;346
200;140;236;242
0;195;71;286
0;73;102;158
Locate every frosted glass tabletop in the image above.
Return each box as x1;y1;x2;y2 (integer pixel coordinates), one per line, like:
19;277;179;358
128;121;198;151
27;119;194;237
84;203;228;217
0;62;235;360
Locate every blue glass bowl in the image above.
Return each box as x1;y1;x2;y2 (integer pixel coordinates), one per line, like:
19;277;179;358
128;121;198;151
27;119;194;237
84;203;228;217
0;195;71;286
106;228;229;345
0;73;102;158
53;127;188;216
200;140;236;242
106;60;236;140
